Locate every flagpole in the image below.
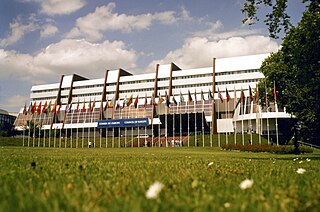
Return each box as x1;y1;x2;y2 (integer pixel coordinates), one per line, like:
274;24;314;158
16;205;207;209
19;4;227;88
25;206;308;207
202;98;205;147
151;101;154;147
187;100;190;147
194;91;197;147
218;98;221;147
225;96;228;145
172;101;175;146
234;88;237;145
180;101;182;146
250;100;253;144
118;104;121;148
241;98;245;146
275;102;279;146
38;112;42;147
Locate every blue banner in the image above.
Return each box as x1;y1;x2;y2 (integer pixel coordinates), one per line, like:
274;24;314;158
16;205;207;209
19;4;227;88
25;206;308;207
97;118;149;128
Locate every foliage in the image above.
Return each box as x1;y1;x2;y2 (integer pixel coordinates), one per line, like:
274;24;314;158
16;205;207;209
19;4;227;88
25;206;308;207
222;144;313;154
0;147;319;211
0;122;16;137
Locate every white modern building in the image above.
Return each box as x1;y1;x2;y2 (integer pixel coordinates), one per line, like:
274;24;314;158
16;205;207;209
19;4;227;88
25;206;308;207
14;53;292;146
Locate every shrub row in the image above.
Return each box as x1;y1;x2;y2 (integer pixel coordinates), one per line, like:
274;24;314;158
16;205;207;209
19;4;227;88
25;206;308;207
221;144;313;154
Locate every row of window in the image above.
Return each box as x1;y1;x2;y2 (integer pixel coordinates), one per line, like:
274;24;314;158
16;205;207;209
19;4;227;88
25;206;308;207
216;79;259;85
216;69;259;76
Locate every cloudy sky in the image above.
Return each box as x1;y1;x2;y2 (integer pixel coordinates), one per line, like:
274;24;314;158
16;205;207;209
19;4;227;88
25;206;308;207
0;0;305;112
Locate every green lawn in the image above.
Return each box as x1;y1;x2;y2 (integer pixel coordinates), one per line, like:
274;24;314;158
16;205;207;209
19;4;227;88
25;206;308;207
0;146;319;211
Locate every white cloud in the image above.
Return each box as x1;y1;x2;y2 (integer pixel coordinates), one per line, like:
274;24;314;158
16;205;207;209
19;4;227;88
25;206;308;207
66;2;177;41
0;16;38;47
148;35;279;70
31;0;86;16
3;95;29;109
40;24;58;38
0;39;137;81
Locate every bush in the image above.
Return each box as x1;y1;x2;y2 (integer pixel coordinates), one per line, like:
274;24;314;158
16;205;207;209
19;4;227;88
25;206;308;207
222;144;313;154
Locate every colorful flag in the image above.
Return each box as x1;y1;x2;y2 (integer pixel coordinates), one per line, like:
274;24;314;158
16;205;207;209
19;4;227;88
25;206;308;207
188;90;192;104
123;96;127;108
234;87;237;100
127;95;133;106
158;92;165;104
51;101;57;113
91;98;96;112
165;91;170;107
239;88;245;103
134;95;139;108
42;101;47;114
116;99;120;110
249;86;254;102
208;89;213;100
37;102;42;114
57;103;62;113
180;91;185;103
109;97;114;108
194;89;197;102
75;99;80;112
31;102;37;114
273;81;277;102
27;102;32;114
81;99;86;112
144;93;147;108
68;102;73;113
44;101;51;114
150;93;156;105
88;99;92;112
255;86;259;103
226;88;230;103
218;88;224;103
104;96;109;111
201;90;205;101
172;95;177;105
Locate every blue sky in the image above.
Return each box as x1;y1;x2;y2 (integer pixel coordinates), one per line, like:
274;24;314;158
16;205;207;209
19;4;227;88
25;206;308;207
0;0;306;112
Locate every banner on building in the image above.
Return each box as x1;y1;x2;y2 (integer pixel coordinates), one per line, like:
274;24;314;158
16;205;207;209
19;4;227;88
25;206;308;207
97;117;149;128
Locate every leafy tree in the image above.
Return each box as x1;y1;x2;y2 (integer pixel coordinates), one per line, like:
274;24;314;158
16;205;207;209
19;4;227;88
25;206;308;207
242;1;320;143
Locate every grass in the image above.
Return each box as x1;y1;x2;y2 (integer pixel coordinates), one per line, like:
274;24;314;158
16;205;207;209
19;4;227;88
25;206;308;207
0;146;319;211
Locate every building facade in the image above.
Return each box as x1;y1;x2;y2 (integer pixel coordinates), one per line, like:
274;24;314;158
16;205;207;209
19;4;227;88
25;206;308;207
14;53;292;146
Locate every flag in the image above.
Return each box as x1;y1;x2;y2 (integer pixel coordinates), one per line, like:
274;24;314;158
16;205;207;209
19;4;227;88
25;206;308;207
88;99;92;112
188;90;192;104
134;95;139;108
180;91;185;103
201;90;205;101
81;99;86;112
116;99;120;110
123;96;127;108
37;102;42;114
255;86;259;103
31;102;37;114
27;102;32;114
226;88;230;103
172;95;177;105
91;98;96;112
158;93;165;104
51;101;57;113
150;93;157;105
249;86;254;102
208;89;213;100
57;103;62;113
218;88;224;103
194;89;197;102
44;101;51;114
239;88;245;103
23;102;27;115
273;81;277;102
42;101;47;114
109;97;114;108
165;91;170;107
127;95;133;106
144;93;147;108
104;96;108;111
75;99;80;112
234;87;237;100
68;102;73;113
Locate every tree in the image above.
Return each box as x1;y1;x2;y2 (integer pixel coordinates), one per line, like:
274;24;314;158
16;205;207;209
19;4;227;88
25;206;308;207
242;1;320;143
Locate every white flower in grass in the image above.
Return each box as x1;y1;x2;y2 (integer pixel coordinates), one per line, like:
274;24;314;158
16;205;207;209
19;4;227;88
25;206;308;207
224;202;231;208
208;162;214;167
146;181;164;199
306;158;311;162
299;161;303;164
296;168;306;174
239;179;254;190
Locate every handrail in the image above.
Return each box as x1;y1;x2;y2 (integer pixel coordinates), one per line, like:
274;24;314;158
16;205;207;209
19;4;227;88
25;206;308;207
298;141;320;149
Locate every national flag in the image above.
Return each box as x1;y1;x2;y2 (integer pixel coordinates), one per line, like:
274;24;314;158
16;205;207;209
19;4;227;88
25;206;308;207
27;102;32;114
116;99;120;110
226;88;230;103
234;87;237;100
42;101;47;114
194;90;197;102
208;89;213;100
123;96;127;108
165;91;170;107
44;101;51;114
172;95;177;105
31;102;37;114
201;90;205;101
127;95;133;106
88;99;92;112
218;88;224;103
180;91;185;103
91;98;96;112
255;86;259;103
144;93;147;108
81;99;86;112
75;99;80;112
158;93;165;104
57;102;62;113
188;90;192;104
68;102;73;113
37;102;42;114
239;88;245;103
150;93;156;105
249;86;254;102
23;102;27;115
134;95;139;108
273;81;277;102
109;97;114;108
104;96;108;111
51;101;57;113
